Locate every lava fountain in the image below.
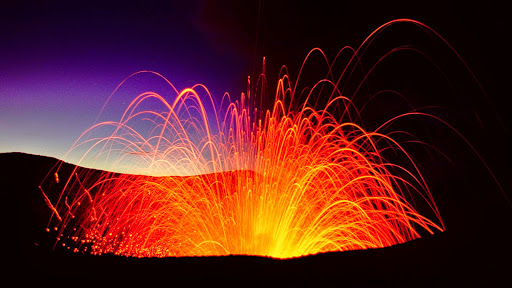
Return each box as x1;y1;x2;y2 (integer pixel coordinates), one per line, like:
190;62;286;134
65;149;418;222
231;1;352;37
40;19;451;259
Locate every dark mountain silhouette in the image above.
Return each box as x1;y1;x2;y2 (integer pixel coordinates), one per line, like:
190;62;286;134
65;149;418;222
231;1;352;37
2;152;510;285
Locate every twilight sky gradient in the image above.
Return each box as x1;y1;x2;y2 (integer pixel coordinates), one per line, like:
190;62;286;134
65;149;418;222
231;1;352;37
1;1;253;161
1;0;508;172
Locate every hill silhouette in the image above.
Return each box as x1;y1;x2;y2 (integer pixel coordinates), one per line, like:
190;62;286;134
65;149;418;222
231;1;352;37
2;152;510;285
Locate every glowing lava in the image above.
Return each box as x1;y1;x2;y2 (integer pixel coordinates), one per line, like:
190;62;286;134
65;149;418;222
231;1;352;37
41;19;446;259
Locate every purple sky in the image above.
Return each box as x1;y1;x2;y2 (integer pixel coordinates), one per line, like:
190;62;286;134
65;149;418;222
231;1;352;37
1;1;254;162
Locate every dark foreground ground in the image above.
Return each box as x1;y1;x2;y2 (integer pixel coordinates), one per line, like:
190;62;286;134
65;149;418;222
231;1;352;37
2;152;511;286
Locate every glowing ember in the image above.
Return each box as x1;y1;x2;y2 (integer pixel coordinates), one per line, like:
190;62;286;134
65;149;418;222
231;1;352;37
41;19;446;259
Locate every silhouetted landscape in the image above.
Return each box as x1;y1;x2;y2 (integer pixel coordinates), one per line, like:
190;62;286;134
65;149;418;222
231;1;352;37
2;152;510;285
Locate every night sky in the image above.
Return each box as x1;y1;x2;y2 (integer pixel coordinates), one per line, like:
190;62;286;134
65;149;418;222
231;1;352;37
1;1;254;160
1;0;508;175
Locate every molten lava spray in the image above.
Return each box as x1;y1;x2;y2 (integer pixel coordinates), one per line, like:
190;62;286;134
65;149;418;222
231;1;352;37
42;19;445;259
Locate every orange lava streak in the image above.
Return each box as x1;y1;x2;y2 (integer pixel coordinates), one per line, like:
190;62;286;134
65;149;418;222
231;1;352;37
42;19;447;259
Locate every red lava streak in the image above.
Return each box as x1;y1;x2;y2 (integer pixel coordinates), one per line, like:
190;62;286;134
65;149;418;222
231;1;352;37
41;19;449;259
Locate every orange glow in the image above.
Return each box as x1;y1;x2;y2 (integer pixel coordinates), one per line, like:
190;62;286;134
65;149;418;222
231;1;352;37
41;19;446;259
